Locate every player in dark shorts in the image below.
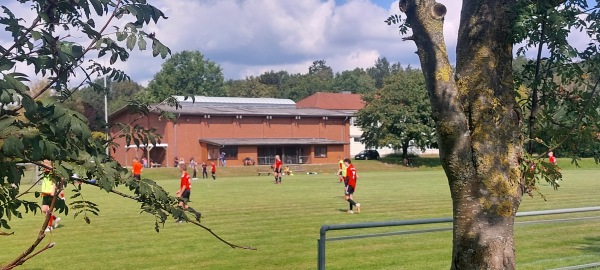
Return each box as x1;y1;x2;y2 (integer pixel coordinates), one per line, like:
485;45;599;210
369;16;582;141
202;162;208;179
175;163;202;223
211;162;216;180
273;155;283;184
344;158;361;214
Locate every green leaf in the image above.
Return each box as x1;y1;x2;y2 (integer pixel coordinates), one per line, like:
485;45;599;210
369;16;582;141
31;138;43;161
2;136;25;158
137;37;147;51
1;218;11;229
90;0;104;16
0;116;16;131
127;35;137;50
110;53;118;64
116;31;127;42
151;39;160;57
71;45;84;59
0;58;15;71
4;73;29;93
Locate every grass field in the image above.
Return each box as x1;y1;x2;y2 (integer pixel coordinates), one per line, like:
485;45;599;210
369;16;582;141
2;159;599;269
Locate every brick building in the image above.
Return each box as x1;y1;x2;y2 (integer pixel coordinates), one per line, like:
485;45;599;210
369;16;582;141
109;96;353;167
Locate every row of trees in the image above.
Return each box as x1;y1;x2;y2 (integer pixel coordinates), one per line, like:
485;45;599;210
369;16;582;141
121;51;399;103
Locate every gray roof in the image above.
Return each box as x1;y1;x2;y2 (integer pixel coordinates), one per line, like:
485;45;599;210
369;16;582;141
110;95;353;119
174;96;296;108
200;138;347;147
154;95;352;117
156;104;352;117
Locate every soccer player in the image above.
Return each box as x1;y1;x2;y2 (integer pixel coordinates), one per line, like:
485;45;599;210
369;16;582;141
189;157;198;180
220;152;226;167
343;158;361;214
273;155;282;184
548;151;557;165
337;156;345;183
202;161;208;179
132;157;143;180
175;163;201;223
40;160;61;232
211;162;216;180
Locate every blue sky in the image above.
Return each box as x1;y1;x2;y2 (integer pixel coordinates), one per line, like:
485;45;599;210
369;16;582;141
1;0;596;87
369;0;395;8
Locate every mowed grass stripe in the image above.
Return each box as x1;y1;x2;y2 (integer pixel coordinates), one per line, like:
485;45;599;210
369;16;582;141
2;162;599;269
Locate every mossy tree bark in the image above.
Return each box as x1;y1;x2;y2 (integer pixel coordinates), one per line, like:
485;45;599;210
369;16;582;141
401;0;523;268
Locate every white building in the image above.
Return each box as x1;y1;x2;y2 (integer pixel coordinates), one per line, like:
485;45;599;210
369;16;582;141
296;92;438;157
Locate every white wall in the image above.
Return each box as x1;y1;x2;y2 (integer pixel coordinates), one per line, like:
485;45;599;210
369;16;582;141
349;117;439;157
349;117;395;156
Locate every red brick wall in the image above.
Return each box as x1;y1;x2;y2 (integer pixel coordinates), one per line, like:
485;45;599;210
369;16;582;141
110;112;349;167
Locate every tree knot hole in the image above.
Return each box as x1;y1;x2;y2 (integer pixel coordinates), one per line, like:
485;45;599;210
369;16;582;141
399;0;407;12
432;3;447;19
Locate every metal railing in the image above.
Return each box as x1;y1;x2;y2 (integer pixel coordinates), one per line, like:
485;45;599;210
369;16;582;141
317;206;600;270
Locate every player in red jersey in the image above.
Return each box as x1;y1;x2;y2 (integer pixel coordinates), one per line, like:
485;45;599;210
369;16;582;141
273;155;283;184
175;163;201;223
343;158;361;214
211;162;216;180
132;157;143;180
548;151;557;165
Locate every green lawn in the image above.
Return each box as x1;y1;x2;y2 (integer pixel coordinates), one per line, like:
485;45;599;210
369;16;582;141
2;159;599;269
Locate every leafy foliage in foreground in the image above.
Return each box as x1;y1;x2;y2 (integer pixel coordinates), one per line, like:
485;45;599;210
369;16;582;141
0;1;251;268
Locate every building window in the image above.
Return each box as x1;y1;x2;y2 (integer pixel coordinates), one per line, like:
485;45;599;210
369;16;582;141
315;146;327;158
353;137;361;142
208;146;238;160
221;146;238;159
208;148;220;160
351;117;358;126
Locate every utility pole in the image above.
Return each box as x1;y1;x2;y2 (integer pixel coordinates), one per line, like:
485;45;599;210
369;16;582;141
104;76;109;156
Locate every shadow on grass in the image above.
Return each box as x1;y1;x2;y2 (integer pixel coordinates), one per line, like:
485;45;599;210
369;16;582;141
379;154;442;168
580;236;600;254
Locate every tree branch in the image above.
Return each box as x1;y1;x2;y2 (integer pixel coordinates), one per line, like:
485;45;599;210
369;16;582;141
2;243;55;270
3;186;62;270
526;10;548;154
545;75;600;155
15;161;52;199
76;179;257;250
109;97;177;145
29;0;125;101
186;219;257;250
0;14;42;61
8;0;125;114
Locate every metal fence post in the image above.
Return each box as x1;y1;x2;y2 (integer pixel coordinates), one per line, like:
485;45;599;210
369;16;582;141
318;225;329;270
317;207;600;269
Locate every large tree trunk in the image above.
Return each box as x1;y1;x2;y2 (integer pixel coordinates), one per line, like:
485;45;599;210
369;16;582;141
400;0;524;268
402;140;409;159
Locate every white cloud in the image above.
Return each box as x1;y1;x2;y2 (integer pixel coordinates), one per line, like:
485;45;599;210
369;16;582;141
5;0;592;89
1;0;459;86
127;0;433;83
131;0;464;82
